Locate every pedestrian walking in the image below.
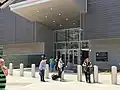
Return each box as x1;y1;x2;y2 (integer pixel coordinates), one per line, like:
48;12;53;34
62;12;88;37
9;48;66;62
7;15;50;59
82;58;92;83
58;58;64;81
39;56;47;82
0;56;8;90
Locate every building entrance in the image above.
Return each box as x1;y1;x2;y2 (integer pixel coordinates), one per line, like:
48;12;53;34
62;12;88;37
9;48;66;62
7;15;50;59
54;27;84;65
56;49;79;65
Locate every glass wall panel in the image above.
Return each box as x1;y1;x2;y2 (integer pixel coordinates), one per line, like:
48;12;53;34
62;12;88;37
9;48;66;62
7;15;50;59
56;31;66;42
54;27;85;65
82;41;89;49
74;50;78;64
68;42;79;49
56;43;66;49
68;29;79;41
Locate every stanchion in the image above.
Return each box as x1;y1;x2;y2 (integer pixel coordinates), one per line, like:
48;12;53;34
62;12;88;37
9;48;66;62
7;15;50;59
31;64;35;78
61;71;64;81
20;63;24;76
45;64;49;78
93;65;98;83
9;63;13;76
77;65;82;82
111;66;117;84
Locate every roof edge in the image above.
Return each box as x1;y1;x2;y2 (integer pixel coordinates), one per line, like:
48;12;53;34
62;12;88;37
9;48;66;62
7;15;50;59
9;0;50;10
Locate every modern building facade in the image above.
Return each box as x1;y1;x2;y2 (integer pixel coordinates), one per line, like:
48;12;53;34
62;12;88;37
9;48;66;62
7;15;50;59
8;0;87;68
0;0;120;69
84;0;120;69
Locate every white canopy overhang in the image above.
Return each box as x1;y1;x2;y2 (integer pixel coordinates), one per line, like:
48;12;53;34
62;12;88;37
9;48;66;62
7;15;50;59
9;0;87;30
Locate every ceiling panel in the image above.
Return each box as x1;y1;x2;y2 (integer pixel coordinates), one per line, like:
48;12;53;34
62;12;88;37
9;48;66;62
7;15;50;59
10;0;84;30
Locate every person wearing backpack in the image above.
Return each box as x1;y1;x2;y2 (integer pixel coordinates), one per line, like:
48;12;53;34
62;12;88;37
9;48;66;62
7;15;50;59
82;58;92;83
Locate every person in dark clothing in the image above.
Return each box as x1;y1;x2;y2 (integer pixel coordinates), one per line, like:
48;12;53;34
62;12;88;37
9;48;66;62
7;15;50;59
55;56;59;71
82;58;92;83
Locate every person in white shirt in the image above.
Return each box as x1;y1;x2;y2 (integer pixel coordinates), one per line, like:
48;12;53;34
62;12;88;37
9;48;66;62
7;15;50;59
58;58;64;81
39;56;47;82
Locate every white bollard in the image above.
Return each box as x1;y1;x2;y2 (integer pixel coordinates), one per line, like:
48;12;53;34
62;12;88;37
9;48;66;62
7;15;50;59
61;71;64;81
111;66;117;84
45;64;49;78
9;63;13;76
20;63;24;76
31;64;36;78
93;65;99;83
77;65;82;82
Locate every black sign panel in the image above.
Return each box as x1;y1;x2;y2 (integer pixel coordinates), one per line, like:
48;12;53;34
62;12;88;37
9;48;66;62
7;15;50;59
96;52;108;62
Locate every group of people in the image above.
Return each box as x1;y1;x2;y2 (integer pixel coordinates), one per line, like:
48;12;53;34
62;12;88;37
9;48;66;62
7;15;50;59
39;55;64;82
39;55;93;83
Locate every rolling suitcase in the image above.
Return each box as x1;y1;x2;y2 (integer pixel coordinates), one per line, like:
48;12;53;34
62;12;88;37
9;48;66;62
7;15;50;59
52;74;59;80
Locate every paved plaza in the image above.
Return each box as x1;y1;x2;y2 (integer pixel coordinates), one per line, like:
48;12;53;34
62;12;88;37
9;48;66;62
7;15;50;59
5;69;120;90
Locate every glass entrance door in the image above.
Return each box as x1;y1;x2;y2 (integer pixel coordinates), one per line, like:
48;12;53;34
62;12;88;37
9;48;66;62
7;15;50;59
74;50;78;64
67;50;78;65
68;50;73;63
56;50;67;65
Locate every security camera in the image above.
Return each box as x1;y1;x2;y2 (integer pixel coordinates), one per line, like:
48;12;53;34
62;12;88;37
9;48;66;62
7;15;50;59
0;0;15;9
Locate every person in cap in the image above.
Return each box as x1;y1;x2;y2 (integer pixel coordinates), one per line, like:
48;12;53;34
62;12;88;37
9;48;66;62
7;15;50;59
39;56;47;82
0;56;8;90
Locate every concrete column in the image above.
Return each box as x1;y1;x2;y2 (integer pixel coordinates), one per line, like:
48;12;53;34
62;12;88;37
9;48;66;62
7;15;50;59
45;64;49;78
77;65;82;82
93;65;98;83
31;64;35;78
20;63;24;76
61;71;64;81
9;63;13;76
111;66;117;84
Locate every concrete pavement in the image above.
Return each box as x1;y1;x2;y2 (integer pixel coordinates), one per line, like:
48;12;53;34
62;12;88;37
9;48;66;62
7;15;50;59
5;69;120;90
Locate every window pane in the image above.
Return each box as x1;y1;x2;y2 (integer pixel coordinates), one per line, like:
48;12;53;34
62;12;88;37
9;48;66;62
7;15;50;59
68;30;79;41
56;31;66;42
74;50;78;64
56;43;66;49
68;42;79;49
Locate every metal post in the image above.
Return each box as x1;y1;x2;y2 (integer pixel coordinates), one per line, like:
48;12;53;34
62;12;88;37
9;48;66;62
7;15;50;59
45;64;49;79
111;66;117;84
93;65;99;83
9;63;13;76
31;64;36;78
77;65;82;82
61;71;64;81
34;22;37;42
78;13;82;65
20;63;24;76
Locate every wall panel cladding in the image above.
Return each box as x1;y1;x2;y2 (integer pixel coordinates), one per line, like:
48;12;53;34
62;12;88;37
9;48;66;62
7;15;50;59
84;0;120;40
0;8;34;44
